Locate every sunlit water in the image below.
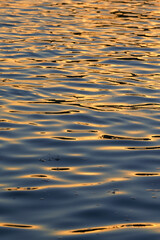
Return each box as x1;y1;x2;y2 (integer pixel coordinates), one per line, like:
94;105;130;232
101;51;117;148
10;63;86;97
0;0;160;239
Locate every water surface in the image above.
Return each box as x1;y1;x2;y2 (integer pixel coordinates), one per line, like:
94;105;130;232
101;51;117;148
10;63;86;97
0;0;160;239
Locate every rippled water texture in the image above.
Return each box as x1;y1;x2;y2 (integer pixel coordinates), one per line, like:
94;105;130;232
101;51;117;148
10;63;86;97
0;0;160;239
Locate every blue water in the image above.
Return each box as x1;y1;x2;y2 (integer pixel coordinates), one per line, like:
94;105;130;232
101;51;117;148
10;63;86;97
0;0;160;239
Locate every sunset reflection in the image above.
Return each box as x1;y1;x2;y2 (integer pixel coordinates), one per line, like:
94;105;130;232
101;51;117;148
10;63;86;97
57;222;160;236
0;0;160;239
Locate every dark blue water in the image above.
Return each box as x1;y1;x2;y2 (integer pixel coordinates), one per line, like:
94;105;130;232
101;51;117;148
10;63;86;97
0;0;160;239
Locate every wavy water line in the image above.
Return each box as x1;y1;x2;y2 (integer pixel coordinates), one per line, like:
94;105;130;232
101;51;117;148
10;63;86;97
57;222;160;236
0;222;41;230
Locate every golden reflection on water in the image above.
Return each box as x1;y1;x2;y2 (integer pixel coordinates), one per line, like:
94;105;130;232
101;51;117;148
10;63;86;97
5;166;132;191
57;222;160;236
0;223;40;230
0;0;160;239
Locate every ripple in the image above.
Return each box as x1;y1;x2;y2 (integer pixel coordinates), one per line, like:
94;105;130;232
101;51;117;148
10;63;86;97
101;135;151;141
135;173;159;176
0;0;160;239
58;222;160;235
1;223;38;229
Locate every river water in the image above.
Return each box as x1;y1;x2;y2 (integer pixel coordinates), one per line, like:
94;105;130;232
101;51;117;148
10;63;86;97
0;0;160;239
